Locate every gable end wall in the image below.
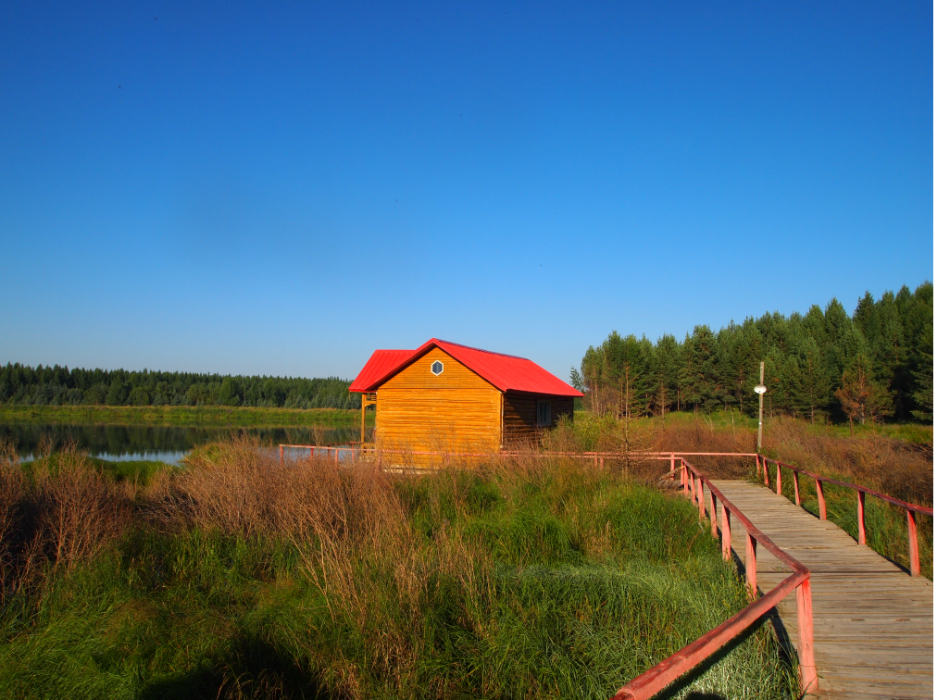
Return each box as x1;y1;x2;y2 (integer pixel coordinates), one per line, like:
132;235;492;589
376;348;502;454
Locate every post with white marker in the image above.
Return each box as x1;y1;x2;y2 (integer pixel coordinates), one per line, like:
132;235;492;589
754;362;767;453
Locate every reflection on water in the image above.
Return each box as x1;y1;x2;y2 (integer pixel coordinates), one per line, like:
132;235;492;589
0;424;369;464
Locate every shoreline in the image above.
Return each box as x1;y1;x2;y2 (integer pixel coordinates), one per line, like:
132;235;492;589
0;404;371;427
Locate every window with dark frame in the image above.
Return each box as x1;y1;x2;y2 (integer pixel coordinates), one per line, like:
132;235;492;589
537;400;552;427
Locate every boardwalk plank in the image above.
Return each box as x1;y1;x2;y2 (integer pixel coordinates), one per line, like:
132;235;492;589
709;480;932;700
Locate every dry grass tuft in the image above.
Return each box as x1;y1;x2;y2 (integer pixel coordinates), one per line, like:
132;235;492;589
763;418;931;506
0;439;133;602
167;435;404;543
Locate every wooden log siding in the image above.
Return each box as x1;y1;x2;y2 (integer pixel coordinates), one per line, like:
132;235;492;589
502;392;574;448
377;348;502;455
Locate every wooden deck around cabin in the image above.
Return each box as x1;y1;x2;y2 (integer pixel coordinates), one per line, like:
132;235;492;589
710;480;933;700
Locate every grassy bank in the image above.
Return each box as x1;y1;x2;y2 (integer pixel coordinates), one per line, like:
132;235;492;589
85;456;174;485
0;439;796;699
0;404;370;427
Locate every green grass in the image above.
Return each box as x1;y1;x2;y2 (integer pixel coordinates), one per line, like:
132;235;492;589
18;455;175;486
0;457;797;699
760;462;933;580
86;457;176;485
0;404;373;428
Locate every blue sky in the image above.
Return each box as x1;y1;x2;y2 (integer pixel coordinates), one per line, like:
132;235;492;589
1;1;930;382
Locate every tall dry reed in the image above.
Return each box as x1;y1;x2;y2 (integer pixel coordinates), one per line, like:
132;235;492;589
763;417;932;506
0;438;133;602
159;436;502;694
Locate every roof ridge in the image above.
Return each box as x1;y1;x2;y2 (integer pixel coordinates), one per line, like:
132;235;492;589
435;339;528;361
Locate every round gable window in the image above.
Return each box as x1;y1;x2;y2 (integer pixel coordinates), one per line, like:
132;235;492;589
431;360;444;376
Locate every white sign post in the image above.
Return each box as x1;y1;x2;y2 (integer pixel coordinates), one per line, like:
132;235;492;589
754;362;767;452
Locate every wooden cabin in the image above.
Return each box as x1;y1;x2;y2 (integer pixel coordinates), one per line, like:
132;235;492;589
349;339;583;455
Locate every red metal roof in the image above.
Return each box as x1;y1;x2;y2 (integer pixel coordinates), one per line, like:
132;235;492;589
349;339;583;397
347;350;413;393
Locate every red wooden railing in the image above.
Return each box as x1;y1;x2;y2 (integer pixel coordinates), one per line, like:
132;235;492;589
611;457;818;699
757;456;933;577
279;444;757;471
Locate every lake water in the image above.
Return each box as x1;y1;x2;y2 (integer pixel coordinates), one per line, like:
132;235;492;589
0;424;367;464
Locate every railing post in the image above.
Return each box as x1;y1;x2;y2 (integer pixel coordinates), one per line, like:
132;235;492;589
745;533;757;598
816;479;826;520
793;471;800;506
670;454;675;474
681;464;687;494
756;453;761;476
795;577;819;694
762;458;770;488
907;510;920;577
709;491;718;536
279;445;284;462
857;490;866;545
720;503;731;561
698;479;706;521
775;463;782;496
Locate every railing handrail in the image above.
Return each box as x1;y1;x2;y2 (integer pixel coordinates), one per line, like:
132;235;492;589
612;458;817;699
762;456;933;516
699;468;808;575
613;571;808;700
759;455;929;577
278;445;758;459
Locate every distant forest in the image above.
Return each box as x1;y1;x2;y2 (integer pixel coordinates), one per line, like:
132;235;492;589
0;366;360;410
574;283;933;425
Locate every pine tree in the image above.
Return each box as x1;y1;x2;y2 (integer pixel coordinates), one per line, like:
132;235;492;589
569;367;584;392
686;325;718;412
835;354;893;428
716;325;739;412
603;333;649;419
795;337;831;423
736;321;765;415
678;333;699;411
822;298;852;386
106;377;128;406
654;334;681;418
764;346;788;416
910;319;933;422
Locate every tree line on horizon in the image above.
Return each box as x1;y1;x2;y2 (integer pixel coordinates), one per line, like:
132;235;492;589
572;283;933;425
0;366;361;410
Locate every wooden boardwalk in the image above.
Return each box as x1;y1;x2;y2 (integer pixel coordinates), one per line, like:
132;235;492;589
711;480;933;700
